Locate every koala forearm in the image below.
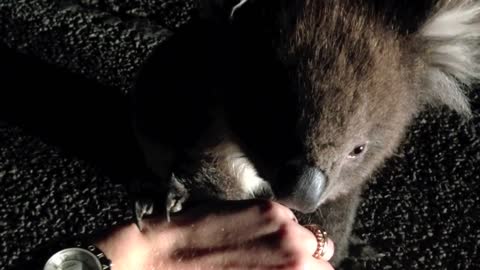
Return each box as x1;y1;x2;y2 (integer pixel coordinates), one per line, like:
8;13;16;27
297;188;363;265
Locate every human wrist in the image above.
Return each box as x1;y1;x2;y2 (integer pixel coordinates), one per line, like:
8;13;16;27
95;223;151;270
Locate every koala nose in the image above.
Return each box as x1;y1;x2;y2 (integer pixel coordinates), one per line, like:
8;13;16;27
275;162;326;213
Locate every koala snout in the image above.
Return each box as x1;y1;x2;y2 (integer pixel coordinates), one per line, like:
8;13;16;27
274;162;326;213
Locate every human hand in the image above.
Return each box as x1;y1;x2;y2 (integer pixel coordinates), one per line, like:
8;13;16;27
96;200;335;270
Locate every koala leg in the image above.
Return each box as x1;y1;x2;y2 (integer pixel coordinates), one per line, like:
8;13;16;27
297;188;362;266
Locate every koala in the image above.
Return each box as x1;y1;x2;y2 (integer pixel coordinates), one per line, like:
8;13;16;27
129;0;480;265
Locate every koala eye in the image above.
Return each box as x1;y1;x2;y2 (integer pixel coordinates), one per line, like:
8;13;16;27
348;144;367;159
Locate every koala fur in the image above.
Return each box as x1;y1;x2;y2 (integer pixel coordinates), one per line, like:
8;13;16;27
131;0;480;265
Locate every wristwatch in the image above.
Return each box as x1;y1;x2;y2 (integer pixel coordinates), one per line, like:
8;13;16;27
43;239;112;270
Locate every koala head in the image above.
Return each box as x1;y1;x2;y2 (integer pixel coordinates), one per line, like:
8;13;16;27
136;0;480;215
191;0;479;213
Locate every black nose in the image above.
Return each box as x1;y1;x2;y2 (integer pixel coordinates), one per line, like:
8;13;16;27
274;162;326;213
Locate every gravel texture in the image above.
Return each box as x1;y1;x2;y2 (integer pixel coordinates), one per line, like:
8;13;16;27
0;126;133;269
0;0;196;93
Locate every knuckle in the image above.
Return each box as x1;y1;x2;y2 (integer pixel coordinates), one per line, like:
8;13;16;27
285;257;310;270
267;224;316;270
275;223;303;251
258;201;289;222
281;223;299;244
256;199;275;213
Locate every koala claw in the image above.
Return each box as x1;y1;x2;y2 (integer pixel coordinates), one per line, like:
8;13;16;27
165;174;189;222
230;0;248;19
134;199;154;231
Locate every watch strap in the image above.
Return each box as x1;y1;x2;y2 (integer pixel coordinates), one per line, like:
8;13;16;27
67;239;112;270
8;233;112;270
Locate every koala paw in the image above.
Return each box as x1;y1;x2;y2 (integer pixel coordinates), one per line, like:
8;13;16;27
128;173;190;226
128;174;166;231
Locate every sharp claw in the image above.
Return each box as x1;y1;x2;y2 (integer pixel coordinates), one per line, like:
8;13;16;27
230;0;249;19
135;199;154;231
129;172;189;225
165;202;172;223
165;173;189;222
128;173;166;230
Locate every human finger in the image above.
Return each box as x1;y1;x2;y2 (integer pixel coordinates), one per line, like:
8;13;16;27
301;224;335;262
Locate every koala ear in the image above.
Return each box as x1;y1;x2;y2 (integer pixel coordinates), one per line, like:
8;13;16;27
417;1;480;118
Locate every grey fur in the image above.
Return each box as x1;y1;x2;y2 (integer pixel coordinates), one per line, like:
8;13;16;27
132;0;480;265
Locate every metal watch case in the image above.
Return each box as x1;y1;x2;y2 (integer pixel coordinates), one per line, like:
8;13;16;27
43;241;111;270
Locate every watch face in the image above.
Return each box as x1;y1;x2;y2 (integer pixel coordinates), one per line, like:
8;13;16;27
44;248;102;270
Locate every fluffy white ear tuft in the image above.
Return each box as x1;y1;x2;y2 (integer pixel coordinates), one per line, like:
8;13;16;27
419;0;480;117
